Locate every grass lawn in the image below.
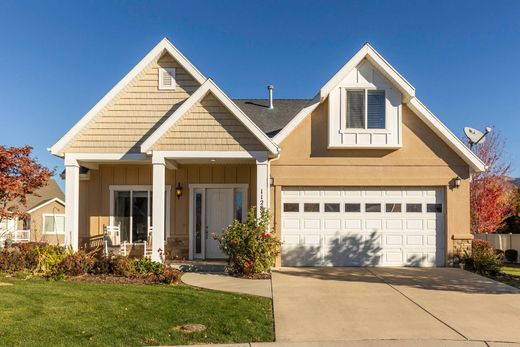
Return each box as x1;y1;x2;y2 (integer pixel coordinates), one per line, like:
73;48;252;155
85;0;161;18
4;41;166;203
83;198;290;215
0;278;274;346
500;264;520;289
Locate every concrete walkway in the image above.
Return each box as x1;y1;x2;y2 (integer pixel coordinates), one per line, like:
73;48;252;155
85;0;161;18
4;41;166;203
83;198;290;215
181;272;272;298
166;339;520;346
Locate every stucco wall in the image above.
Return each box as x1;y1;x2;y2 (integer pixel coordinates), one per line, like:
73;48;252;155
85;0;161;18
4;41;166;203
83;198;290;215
26;201;66;245
270;99;471;265
78;164;256;259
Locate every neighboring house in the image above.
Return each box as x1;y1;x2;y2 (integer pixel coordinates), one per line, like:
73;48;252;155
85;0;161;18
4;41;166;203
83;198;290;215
0;179;65;245
49;38;485;266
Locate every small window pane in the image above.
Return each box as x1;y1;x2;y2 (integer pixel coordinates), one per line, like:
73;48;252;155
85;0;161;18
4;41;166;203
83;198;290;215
324;203;340;212
406;204;422;213
234;191;243;221
386;203;402;213
304;203;320;212
345;203;361;212
367;90;385;129
427;203;443;213
44;216;65;233
284;203;299;212
366;203;381;212
195;193;202;254
347;90;365;128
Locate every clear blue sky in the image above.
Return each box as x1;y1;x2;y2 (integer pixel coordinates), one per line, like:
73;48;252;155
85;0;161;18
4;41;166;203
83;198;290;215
1;0;519;187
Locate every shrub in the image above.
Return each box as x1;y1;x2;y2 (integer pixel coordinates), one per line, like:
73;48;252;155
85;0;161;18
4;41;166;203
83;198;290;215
34;244;66;274
109;256;137;277
465;239;502;276
52;250;96;278
0;243;65;274
135;257;164;275
505;249;518;263
215;207;281;275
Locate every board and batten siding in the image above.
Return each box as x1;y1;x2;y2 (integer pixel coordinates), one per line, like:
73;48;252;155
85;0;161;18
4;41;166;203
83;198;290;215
78;164;256;258
64;53;200;153
152;93;266;151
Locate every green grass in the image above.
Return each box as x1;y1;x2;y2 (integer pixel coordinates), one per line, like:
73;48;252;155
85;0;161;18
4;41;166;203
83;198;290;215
0;278;274;346
499;264;520;289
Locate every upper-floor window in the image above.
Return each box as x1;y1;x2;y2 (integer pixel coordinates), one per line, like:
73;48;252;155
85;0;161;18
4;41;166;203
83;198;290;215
346;89;385;129
158;67;176;90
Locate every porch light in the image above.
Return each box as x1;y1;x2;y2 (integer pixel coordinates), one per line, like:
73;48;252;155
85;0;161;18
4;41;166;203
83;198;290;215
453;176;462;189
175;182;183;199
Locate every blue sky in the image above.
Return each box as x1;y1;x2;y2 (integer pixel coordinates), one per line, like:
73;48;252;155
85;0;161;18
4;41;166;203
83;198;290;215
1;0;519;187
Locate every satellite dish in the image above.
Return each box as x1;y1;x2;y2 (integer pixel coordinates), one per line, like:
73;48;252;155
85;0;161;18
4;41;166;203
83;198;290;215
464;127;492;148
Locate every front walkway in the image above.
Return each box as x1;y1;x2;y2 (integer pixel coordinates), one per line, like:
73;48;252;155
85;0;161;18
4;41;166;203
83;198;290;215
181;273;272;298
272;267;520;343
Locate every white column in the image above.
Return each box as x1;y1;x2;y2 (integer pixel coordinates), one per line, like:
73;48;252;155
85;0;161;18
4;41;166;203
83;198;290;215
256;155;269;217
152;155;166;262
64;156;80;251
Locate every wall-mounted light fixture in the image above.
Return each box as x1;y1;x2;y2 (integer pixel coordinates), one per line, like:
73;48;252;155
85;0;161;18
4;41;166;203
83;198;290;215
451;176;462;189
175;182;183;199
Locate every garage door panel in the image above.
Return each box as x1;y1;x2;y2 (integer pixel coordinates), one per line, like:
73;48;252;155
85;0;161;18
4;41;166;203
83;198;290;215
282;187;444;267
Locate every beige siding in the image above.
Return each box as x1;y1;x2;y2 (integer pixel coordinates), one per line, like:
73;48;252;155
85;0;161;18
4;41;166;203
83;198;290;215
78;164;256;258
27;201;66;245
271;100;471;266
152;93;266;151
64;53;200;153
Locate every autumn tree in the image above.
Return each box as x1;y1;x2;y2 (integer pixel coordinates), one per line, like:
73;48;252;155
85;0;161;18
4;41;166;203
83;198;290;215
470;130;516;233
0;146;53;235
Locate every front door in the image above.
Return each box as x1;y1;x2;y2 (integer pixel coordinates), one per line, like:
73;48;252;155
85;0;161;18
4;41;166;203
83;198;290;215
205;188;234;259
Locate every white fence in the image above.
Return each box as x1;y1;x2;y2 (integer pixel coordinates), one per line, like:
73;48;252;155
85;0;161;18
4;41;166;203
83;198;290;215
0;229;31;245
474;233;520;262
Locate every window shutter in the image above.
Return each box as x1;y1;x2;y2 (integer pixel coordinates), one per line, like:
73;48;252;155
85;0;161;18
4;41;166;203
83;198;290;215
346;90;365;128
159;67;176;90
367;90;385;129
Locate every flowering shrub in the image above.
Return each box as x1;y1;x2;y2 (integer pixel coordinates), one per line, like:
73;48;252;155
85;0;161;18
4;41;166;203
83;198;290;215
463;239;502;276
214;207;281;275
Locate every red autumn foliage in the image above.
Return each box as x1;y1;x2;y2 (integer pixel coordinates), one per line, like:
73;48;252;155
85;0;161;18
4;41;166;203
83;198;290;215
469;130;516;233
0;145;53;227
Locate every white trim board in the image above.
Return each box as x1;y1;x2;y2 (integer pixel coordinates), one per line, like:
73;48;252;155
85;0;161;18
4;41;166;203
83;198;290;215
140;78;279;155
49;38;206;157
27;198;66;214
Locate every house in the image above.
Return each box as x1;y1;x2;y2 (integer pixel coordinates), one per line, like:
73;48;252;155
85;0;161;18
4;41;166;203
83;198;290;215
0;179;65;245
49;38;485;266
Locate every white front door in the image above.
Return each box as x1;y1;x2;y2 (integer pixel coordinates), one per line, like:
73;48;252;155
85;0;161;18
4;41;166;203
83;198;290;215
205;188;234;259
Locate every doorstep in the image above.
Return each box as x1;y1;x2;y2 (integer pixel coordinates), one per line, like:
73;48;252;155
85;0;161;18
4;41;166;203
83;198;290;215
168;259;227;273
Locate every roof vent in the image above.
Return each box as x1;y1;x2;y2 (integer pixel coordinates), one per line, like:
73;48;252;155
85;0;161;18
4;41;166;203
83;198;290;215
267;85;274;109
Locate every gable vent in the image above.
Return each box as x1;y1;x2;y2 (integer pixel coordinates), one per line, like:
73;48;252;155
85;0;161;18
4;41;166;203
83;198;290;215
159;67;176;90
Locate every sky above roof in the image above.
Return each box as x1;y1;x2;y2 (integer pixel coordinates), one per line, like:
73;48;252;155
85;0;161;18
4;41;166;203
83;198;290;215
0;0;519;185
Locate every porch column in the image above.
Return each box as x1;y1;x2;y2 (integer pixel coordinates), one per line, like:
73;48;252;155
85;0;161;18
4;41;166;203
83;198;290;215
256;154;269;217
152;155;166;262
64;155;80;251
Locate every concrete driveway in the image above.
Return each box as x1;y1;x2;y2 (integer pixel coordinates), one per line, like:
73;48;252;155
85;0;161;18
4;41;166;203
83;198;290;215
272;267;520;344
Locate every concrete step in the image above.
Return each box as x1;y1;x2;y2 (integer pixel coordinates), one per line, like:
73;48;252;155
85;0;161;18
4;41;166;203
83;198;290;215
169;260;227;273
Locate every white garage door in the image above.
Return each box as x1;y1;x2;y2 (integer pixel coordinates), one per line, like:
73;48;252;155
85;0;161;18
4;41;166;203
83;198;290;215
281;187;445;267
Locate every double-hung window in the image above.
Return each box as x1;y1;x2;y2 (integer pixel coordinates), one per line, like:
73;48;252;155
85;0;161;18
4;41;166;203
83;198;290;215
346;89;385;129
43;214;65;234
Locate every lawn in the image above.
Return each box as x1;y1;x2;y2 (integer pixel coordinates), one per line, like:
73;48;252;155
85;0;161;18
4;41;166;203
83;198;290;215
500;264;520;289
0;278;274;346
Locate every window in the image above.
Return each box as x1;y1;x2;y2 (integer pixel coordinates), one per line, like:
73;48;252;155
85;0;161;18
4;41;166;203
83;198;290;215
406;204;422;213
345;203;361;212
346;89;385;129
324;203;340;212
195;192;202;254
304;203;320;212
158;67;176;90
43;214;65;234
234;190;244;221
386;203;402;213
427;203;443;213
365;203;381;212
283;203;299;212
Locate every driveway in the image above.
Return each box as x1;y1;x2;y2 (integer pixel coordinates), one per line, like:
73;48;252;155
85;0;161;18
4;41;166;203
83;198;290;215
272;267;520;343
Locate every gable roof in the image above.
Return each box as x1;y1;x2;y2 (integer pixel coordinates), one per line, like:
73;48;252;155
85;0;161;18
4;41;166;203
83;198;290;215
140;79;280;155
49;38;206;157
7;179;65;214
273;43;486;172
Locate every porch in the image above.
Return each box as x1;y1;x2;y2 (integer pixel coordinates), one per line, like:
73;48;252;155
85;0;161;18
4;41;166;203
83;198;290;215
64;151;269;261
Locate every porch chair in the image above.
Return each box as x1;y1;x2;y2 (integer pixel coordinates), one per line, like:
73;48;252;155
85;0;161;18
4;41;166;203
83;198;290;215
144;226;153;258
104;225;126;256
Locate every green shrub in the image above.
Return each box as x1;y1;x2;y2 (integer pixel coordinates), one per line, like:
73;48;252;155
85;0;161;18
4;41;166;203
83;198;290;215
135;257;164;275
0;243;66;274
465;239;502;276
215;207;281;275
34;244;66;274
52;250;96;279
505;249;518;263
109;256;137;277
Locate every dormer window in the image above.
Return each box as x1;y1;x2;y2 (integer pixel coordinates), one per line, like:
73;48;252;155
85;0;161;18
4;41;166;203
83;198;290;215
158;67;176;90
346;89;385;129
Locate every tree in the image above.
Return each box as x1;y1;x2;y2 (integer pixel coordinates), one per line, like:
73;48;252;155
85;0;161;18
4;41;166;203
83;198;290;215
0;146;53;235
470;130;516;233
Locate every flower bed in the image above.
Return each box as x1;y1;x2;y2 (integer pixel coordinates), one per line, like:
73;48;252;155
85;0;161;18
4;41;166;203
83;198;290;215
0;243;180;284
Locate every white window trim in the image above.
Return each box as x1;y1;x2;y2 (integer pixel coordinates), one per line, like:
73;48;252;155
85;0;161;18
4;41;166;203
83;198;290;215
42;214;66;234
343;88;387;131
108;185;171;243
158;67;176;90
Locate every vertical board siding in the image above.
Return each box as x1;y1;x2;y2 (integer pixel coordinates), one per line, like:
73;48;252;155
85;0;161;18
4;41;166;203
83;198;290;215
64;53;200;153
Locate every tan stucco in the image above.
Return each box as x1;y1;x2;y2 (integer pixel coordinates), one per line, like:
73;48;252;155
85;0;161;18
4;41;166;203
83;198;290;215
78;164;256;258
270;99;471;266
152;92;266;151
64;53;200;153
20;200;66;245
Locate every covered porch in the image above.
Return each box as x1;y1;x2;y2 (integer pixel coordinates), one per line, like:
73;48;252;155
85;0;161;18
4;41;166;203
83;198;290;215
63;151;269;262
